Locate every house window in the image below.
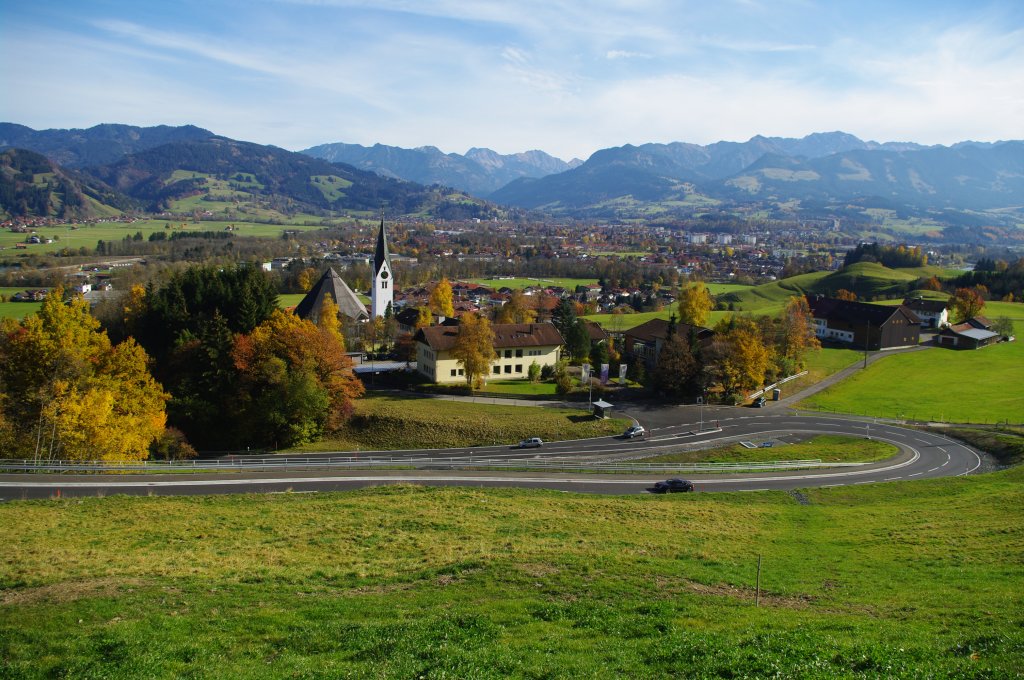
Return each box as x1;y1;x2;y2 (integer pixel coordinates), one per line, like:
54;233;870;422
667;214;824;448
516;349;523;358
515;364;522;373
504;365;512;374
458;369;464;376
493;366;500;374
505;350;512;358
451;369;457;377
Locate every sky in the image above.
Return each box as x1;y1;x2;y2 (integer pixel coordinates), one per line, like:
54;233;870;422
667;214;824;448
2;0;1023;161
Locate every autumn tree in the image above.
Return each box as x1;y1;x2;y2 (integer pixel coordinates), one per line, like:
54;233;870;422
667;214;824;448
835;289;858;301
653;332;697;399
429;277;455;317
0;289;169;461
708;317;769;401
317;293;344;343
496;289;537;324
415;306;432;329
231;310;364;448
922;276;943;292
951;287;985;323
778;296;820;369
677;281;713;327
450;313;496;390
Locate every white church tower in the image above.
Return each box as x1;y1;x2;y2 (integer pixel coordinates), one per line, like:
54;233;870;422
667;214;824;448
370;214;393;319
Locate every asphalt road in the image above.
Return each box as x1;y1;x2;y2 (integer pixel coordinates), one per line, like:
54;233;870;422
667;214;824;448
0;405;983;500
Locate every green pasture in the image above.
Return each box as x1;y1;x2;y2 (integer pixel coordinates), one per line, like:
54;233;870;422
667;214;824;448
0;219;328;257
2;466;1021;676
638;434;898;465
799;316;1024;424
289;394;628;452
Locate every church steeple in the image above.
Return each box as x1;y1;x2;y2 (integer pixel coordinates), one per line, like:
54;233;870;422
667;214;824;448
370;211;393;319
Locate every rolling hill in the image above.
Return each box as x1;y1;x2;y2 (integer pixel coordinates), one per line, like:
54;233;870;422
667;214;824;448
0;123;215;167
718;262;955;311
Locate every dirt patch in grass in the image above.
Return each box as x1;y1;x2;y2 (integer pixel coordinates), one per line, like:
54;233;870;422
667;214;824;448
0;577;144;607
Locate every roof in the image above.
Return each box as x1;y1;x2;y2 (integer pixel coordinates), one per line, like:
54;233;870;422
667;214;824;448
582;319;610;343
968;316;993;329
807;295;920;327
942;324;1000;341
415;322;564;352
624;317;714;343
373;216;391;277
902;297;949;313
294;268;368;321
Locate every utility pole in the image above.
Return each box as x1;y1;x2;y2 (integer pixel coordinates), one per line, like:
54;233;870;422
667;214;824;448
697;395;703;432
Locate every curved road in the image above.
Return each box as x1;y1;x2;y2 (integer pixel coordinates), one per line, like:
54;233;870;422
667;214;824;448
0;407;982;500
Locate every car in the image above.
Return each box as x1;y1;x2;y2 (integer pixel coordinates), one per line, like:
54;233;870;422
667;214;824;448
752;396;767;408
622;425;646;439
651;478;694;494
516;437;543;449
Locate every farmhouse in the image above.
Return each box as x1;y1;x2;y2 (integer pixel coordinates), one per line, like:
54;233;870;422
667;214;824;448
807;295;921;350
902;297;950;328
414;322;564;384
622;318;715;371
936;317;1001;350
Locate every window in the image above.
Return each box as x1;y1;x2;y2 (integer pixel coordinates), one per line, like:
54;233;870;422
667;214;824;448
493;366;500;374
451;369;457;377
515;364;522;373
504;365;512;374
504;350;512;358
515;349;523;358
458;369;464;376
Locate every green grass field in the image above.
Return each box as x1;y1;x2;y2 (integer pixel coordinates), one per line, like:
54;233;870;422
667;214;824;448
638;434;898;464
0;287;43;320
288;394;629;452
800;315;1024;424
0;219;330;257
2;467;1021;677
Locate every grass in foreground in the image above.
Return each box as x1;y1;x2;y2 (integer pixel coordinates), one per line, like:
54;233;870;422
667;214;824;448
1;468;1022;677
637;434;897;465
799;319;1024;424
288;393;629;451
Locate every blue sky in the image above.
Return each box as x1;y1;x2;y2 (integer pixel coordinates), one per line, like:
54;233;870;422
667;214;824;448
2;0;1022;160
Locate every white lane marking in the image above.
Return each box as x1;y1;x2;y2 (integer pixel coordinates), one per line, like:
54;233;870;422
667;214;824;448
915;438;930;444
909;472;923;477
928;467;940;472
884;477;900;481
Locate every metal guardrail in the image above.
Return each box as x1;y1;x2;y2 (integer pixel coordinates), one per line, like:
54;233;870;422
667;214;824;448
748;371;808;400
0;457;863;474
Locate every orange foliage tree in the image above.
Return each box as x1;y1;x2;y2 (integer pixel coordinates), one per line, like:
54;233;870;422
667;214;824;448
231;310;364;448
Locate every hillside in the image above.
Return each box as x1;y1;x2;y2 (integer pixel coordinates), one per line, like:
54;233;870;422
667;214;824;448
719;262;951;311
81;137;496;219
301;141;581;196
2;470;1021;676
0;123;215;167
0;148;131;220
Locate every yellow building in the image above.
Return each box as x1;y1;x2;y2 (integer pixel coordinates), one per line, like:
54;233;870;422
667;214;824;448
414;322;564;384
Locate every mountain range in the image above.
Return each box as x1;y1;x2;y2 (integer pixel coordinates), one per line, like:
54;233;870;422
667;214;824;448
3;124;1023;230
302;141;582;196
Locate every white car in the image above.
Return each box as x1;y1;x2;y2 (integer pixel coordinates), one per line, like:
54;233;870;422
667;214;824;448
517;437;543;448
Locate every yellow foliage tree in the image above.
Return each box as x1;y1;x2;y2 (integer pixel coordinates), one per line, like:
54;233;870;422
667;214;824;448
429;277;455;317
318;293;344;345
0;290;168;461
451;313;497;390
677;281;713;327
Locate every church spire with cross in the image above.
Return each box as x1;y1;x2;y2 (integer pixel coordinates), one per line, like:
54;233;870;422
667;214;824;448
371;209;393;319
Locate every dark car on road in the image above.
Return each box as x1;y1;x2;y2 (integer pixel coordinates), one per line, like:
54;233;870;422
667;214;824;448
752;396;766;408
651;478;694;493
622;425;646;439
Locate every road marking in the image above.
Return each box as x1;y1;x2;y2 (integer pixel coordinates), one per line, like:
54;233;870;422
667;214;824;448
908;472;923;477
928;467;940;472
883;477;900;481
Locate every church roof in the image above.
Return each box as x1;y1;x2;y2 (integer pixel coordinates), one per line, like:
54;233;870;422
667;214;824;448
295;268;368;322
374;216;391;276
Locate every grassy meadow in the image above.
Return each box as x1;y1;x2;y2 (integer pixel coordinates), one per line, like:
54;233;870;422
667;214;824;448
2;467;1022;677
288;394;629;452
799;313;1024;424
637;434;898;465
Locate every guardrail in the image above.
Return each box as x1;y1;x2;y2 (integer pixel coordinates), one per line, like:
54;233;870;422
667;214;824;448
0;457;863;475
748;371;808;400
